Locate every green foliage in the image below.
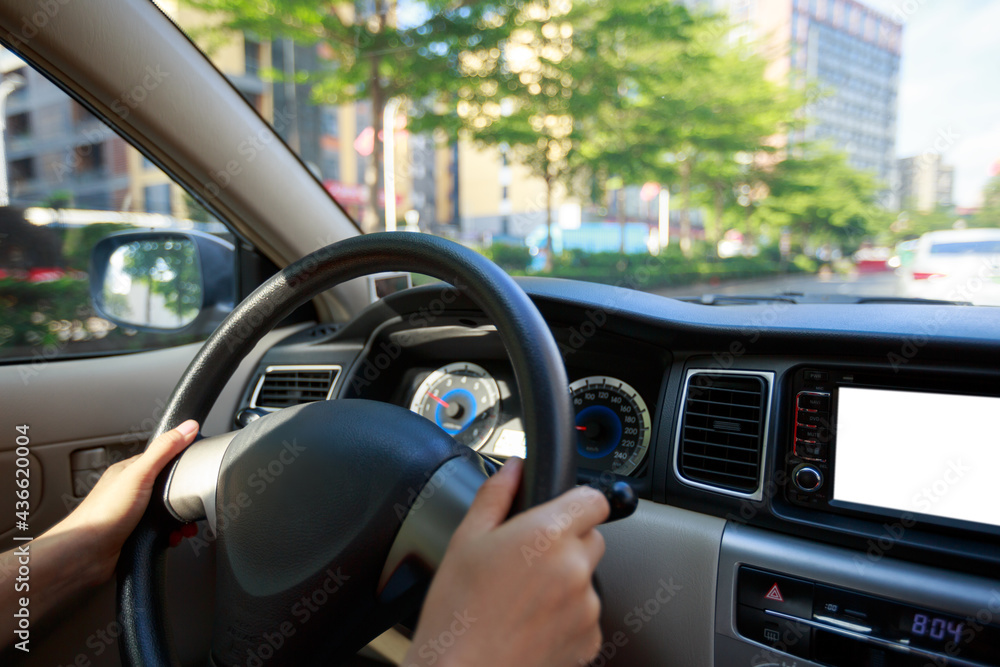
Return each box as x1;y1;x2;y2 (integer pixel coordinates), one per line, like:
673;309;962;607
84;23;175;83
0;277;91;351
183;0;528;231
887;208;965;245
503;245;807;289
481;243;532;272
182;0;890;260
60;223;133;271
791;254;818;273
974;175;1000;227
754;143;890;245
43;190;74;208
110;239;203;325
0;226;207;361
183;193;214;223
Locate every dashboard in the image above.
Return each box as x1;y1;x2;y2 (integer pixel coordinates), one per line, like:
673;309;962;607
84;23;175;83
336;325;667;480
236;277;1000;667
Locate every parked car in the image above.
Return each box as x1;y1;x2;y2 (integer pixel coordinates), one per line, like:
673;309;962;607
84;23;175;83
898;228;1000;305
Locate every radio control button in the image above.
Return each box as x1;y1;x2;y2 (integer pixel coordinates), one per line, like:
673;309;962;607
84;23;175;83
798;411;831;428
803;370;829;382
794;465;823;492
795;440;828;461
797;392;831;412
796;425;831;443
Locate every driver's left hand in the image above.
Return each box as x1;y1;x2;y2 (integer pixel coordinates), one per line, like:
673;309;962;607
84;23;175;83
0;420;199;650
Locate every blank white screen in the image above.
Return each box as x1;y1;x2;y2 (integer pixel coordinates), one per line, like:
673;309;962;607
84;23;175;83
833;386;1000;528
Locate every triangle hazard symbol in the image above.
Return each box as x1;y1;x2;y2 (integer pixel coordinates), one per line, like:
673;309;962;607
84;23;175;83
765;583;784;602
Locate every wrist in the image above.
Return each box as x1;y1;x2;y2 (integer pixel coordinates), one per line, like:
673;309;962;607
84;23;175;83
42;517;118;589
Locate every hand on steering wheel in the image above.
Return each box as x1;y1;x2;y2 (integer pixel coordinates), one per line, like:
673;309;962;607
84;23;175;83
405;457;610;667
117;233;589;665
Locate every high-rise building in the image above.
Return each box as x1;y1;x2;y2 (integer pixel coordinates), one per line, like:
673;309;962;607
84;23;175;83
704;0;901;198
1;50;131;211
897;153;954;213
2;1;411;225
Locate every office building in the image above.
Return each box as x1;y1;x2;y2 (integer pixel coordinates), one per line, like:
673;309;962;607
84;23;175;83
898;153;955;212
704;1;902;198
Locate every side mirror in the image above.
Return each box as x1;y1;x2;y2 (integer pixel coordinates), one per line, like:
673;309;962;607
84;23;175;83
90;230;235;333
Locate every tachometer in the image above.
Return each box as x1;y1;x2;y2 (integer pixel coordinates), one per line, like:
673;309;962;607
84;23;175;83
409;362;501;450
571;376;651;476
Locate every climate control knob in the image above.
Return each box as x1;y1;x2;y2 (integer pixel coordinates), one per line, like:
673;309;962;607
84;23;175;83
793;465;823;493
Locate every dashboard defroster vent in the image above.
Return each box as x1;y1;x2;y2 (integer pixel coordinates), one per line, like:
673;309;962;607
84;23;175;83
675;370;772;498
250;365;341;410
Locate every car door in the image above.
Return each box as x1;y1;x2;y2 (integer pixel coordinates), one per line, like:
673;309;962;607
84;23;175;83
0;49;316;665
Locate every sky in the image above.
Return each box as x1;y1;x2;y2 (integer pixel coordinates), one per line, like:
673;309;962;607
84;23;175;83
865;0;1000;207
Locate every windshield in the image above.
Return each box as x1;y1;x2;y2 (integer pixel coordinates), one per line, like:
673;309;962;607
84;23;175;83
929;241;1000;255
159;0;999;305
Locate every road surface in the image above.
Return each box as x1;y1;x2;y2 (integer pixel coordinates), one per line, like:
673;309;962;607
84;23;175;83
650;270;902;300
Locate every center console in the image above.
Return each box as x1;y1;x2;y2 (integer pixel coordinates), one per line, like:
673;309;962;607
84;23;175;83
716;524;1000;667
785;367;1000;537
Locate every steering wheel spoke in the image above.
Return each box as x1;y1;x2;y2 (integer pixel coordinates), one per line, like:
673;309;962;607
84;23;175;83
164;430;237;531
378;452;493;595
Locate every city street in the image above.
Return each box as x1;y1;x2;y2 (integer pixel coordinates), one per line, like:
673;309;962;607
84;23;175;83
651;270;903;300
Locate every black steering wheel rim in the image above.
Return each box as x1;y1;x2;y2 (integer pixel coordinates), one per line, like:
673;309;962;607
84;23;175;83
117;232;576;666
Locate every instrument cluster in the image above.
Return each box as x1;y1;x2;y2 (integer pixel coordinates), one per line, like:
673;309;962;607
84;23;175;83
407;362;653;476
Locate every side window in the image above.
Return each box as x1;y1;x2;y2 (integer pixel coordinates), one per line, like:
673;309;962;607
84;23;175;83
0;50;237;364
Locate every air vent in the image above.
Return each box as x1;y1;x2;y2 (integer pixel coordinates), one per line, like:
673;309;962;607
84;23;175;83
249;365;341;410
675;371;771;497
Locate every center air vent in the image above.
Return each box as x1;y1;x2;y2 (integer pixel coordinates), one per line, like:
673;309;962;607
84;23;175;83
249;365;341;410
675;370;771;497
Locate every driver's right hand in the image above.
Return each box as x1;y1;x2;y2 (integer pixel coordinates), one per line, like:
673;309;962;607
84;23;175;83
402;457;611;667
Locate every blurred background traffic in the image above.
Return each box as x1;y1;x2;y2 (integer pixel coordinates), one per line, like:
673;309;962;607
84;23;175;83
2;0;999;361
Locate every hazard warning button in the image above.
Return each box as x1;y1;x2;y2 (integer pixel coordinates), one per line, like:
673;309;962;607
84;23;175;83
738;566;814;620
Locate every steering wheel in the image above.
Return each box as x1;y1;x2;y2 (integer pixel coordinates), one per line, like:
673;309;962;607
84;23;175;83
116;232;578;666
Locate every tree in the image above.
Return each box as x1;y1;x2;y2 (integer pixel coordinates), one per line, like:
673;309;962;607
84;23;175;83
886;208;963;245
112;240;201;326
442;0;701;262
752;144;890;250
569;0;697;254
974;174;1000;227
183;0;526;231
660;16;800;254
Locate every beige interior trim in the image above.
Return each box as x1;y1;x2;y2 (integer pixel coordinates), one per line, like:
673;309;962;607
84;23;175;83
0;324;308;538
0;0;369;321
364;628;411;664
596;500;725;666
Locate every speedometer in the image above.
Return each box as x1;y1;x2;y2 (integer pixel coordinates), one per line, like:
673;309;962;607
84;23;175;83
570;376;651;476
409;362;501;450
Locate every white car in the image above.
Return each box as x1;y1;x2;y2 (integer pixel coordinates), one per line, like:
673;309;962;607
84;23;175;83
899;228;1000;305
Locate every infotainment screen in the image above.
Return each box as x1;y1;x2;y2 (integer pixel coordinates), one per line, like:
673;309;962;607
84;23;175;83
833;386;1000;529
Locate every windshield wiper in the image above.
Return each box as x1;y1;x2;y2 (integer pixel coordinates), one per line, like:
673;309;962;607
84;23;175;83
851;296;972;306
677;294;800;305
676;293;972;306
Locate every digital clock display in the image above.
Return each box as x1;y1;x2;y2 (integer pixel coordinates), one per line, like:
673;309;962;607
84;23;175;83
895;607;1000;664
812;582;1000;665
906;612;965;645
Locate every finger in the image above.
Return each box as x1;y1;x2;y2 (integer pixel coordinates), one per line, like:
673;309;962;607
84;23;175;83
579;527;606;568
106;454;140;473
125;420;200;486
454;457;523;539
576;594;604;661
532;485;610;537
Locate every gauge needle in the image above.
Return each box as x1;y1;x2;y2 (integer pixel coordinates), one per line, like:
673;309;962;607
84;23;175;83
576;425;588;431
427;391;450;409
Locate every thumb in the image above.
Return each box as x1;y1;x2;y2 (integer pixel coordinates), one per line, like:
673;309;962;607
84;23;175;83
126;420;200;490
454;457;523;540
